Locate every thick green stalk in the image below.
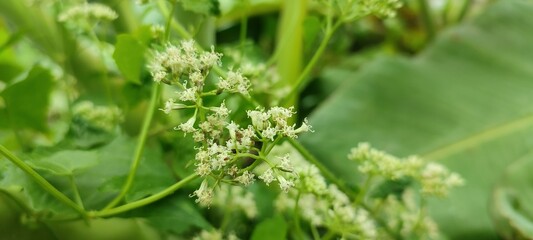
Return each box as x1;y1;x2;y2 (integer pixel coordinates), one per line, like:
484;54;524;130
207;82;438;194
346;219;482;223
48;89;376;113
457;1;473;22
275;0;307;107
104;84;161;209
0;145;86;217
95;174;198;217
418;0;436;41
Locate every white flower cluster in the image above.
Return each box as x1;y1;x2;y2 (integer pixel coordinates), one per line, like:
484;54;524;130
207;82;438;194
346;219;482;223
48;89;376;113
272;144;377;238
212;185;258;219
152;40;313;207
276;184;377;239
150;40;222;85
348;142;464;197
58;3;118;22
192;230;239;240
72;101;122;132
378;189;441;239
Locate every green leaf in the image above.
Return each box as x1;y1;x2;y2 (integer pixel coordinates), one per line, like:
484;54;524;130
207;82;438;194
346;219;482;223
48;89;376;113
1;65;53;132
251;214;287;240
129;195;212;235
27;150;98;176
78;135;174;208
0;162;75;216
300;0;533;238
113;34;146;85
180;0;220;16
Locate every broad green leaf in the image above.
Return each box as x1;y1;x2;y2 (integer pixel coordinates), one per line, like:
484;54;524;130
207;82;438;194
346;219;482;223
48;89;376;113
113;34;146;85
491;152;533;239
1;65;53;132
27;150;98;176
251;214;287;240
128;195;212;235
300;0;533;238
78;135;174;209
0;162;75;216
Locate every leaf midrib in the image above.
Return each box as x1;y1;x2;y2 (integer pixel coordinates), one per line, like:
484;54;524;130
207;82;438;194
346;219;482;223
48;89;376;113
420;113;533;160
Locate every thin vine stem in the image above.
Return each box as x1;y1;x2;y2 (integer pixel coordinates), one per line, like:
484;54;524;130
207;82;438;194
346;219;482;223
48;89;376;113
103;0;176;210
0;145;87;217
95;174;198;217
281;20;343;106
103;71;162;210
69;175;84;210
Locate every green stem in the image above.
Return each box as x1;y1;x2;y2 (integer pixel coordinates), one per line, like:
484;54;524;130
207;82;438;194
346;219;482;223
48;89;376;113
281;20;342;106
276;0;307;108
457;0;473;22
0;145;86;217
239;1;249;57
104;84;162;210
293;191;304;239
310;223;320;240
69;175;84;210
156;0;191;40
95;174;198;217
287;138;353;195
84;22;113;102
418;0;435;41
354;175;373;205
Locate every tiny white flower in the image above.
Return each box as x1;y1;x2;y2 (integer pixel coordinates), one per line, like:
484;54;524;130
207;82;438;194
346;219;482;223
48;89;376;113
195;161;212;176
181;40;196;56
261;127;277;141
259;169;275;186
178;87;197;102
227;121;239;140
189;71;204;85
277;176;294;193
247;109;270;130
211;101;230;117
177;117;196;134
236;171;255;186
278;154;293;172
191;180;213;207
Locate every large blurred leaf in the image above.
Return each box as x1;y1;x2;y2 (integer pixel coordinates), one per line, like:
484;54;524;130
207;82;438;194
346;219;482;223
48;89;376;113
251;214;287;240
300;0;533;238
1;65;53;132
113;34;146;85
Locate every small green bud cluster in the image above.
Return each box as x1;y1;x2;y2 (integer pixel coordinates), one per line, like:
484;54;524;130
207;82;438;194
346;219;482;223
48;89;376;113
315;0;402;21
348;142;464;197
72;101;122;132
58;3;118;22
